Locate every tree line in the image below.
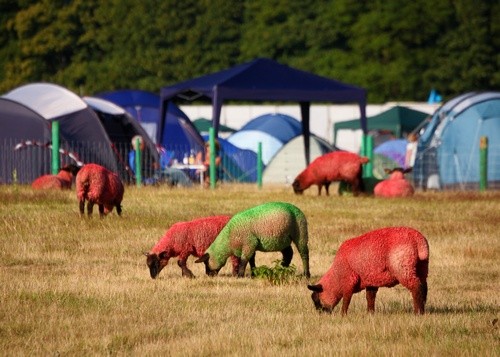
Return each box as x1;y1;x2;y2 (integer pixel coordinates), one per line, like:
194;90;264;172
0;0;498;103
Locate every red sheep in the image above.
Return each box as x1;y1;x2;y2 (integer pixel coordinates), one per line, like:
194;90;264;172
308;227;429;315
145;215;241;278
76;163;124;217
292;151;369;196
374;168;414;198
31;164;80;190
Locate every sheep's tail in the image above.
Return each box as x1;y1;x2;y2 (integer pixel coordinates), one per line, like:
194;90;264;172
359;156;370;164
416;235;430;281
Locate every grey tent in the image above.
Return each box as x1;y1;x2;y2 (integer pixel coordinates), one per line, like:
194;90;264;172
0;98;53;183
160;58;367;165
3;83;118;173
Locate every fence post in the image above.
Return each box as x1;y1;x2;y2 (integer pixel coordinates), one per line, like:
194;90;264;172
479;136;488;191
135;137;142;187
361;134;374;178
257;142;263;189
208;128;215;189
51;121;60;175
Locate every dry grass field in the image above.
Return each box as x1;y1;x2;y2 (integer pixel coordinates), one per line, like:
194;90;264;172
1;183;499;356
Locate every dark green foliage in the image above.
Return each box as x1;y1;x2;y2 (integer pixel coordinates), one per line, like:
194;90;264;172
252;260;298;285
0;0;498;101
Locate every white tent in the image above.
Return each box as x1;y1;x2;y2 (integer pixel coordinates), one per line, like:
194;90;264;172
263;135;335;184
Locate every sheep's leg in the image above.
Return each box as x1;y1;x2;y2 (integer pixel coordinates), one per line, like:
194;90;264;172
87;202;94;216
325;182;331;196
79;200;85;216
317;184;322;196
177;260;194;278
296;244;310;278
366;287;378;313
248;254;257;277
281;246;293;267
410;282;427;314
98;204;105;218
350;178;360;196
229;256;240;276
237;258;249;278
341;290;354;315
116;204;122;216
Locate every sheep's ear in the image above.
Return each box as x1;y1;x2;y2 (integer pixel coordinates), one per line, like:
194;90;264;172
403;167;413;174
195;253;209;264
143;252;149;257
307;284;323;293
384;168;391;174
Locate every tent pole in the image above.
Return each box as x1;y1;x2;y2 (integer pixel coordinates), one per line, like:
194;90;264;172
300;102;311;165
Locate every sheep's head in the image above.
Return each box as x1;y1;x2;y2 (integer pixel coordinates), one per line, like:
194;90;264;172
145;252;170;279
307;284;333;313
385;167;412;180
195;253;221;276
292;179;304;194
61;164;81;177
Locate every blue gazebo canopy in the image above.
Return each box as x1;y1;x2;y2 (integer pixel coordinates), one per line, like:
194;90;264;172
160;58;367;164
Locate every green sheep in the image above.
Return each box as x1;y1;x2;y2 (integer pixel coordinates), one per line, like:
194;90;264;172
195;201;310;278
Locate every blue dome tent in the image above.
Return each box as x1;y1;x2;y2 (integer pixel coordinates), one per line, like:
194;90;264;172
414;92;500;190
98;90;204;164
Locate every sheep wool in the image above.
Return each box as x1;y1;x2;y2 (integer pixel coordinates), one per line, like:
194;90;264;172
374;168;415;198
196;201;310;278
32;164;80;190
146;215;235;278
292;151;369;196
76;163;124;217
308;227;429;315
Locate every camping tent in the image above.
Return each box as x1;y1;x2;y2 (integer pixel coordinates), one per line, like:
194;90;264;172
263;135;335;184
193;118;236;136
97;89;162;142
201;135;258;183
227;113;302;165
160;58;367;165
0;98;53;183
333;105;430;146
414;91;500;190
98;90;204;163
238;113;302;143
3;83;118;173
227;130;283;165
83;96;160;182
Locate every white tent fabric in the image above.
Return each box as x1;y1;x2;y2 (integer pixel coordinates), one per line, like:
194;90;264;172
227;130;284;165
4;83;87;119
82;96;126;115
263;135;334;184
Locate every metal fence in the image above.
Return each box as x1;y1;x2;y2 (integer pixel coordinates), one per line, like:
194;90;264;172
412;144;500;190
0;139;258;186
1;138;499;190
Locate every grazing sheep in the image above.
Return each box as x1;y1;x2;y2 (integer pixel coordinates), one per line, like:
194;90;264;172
292;151;369;196
308;227;429;315
76;163;124;217
196;201;310;278
374;167;415;198
145;215;243;278
31;164;81;190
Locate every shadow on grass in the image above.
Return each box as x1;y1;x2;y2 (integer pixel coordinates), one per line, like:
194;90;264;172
426;304;499;314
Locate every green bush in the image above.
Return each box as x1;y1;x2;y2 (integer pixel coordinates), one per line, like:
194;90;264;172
251;260;297;285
